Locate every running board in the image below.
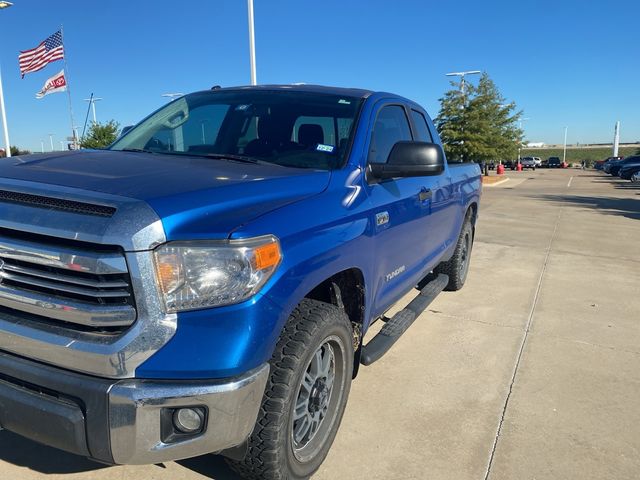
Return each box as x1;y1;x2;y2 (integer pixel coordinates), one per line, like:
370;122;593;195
360;273;448;366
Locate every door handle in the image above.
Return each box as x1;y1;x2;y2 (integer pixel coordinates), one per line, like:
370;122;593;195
419;189;432;202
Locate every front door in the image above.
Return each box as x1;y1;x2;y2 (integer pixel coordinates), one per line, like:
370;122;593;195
364;103;445;316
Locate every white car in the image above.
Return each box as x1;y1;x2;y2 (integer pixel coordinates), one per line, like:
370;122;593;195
632;171;640;183
533;156;542;166
520;157;537;170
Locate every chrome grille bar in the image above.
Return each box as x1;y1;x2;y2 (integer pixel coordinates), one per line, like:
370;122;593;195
0;285;135;327
0;263;129;288
0;271;131;298
0;233;136;329
0;236;128;275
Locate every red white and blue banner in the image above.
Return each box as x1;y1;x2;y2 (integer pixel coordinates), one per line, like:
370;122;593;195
35;69;67;99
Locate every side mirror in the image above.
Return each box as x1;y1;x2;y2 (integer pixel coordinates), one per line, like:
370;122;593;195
119;125;134;138
368;141;445;180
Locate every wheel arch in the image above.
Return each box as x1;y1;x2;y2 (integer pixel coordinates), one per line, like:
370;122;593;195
304;267;366;378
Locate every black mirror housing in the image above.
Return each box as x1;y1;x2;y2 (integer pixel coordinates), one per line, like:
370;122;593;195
119;125;134;138
369;141;445;180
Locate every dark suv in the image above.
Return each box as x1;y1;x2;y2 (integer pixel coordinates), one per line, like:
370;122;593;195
547;156;561;168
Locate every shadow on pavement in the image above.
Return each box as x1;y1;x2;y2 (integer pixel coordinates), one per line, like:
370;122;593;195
533;194;640;220
0;431;107;474
614;183;640;191
178;454;242;479
0;431;242;479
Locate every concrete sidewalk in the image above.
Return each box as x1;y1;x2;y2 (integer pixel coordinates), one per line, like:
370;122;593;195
0;169;638;479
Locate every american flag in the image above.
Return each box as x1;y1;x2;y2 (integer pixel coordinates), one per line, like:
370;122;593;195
18;31;65;78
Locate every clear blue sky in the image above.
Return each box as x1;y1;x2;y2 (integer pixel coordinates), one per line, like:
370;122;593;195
0;0;638;152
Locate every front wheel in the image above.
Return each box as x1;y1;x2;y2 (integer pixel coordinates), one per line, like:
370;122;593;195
227;299;354;480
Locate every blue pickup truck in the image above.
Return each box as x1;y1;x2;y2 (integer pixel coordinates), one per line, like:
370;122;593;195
0;85;480;479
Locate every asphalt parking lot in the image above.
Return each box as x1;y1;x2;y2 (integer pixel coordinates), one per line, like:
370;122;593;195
0;168;638;479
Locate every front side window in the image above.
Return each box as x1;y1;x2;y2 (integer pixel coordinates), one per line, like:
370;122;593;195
368;105;412;164
110;91;362;170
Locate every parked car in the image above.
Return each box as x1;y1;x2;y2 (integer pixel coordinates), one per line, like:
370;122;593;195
520;157;537;170
0;84;481;479
547;156;562;168
619;162;640;180
595;156;623;170
609;156;640;176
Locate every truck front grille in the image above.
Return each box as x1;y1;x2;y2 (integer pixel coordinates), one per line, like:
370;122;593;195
0;232;135;331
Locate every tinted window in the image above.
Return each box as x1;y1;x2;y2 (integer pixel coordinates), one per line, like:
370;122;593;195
410;110;433;142
292;116;336;146
368;105;412;164
111;91;361;170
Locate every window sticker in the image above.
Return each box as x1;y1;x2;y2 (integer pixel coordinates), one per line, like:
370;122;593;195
316;144;335;153
235;104;250;111
338;99;351;105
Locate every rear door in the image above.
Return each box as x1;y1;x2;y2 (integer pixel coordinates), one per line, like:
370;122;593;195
409;108;458;250
364;102;450;316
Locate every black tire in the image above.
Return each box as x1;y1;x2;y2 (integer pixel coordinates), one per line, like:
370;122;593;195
227;298;354;480
435;217;474;291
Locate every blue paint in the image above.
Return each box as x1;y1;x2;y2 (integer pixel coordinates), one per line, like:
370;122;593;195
136;86;481;379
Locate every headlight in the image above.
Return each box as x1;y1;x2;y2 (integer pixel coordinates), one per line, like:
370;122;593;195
153;235;282;313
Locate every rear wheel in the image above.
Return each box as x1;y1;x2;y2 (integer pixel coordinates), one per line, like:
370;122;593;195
436;217;474;291
227;298;353;480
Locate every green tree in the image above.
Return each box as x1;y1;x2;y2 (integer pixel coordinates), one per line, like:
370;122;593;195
80;120;120;149
0;146;31;157
10;146;31;156
436;73;522;163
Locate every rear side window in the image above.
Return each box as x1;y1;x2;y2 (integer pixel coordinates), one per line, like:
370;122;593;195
410;110;433;143
368;105;412;164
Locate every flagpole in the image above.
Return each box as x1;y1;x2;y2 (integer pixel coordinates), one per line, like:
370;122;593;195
60;25;77;149
0;67;11;157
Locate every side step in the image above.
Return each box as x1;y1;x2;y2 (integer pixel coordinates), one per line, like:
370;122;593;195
360;273;449;366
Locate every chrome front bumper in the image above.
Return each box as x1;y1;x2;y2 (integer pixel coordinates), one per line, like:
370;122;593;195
0;350;269;465
108;363;270;464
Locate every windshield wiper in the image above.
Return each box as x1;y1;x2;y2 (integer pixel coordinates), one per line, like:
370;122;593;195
119;148;154;153
117;149;281;167
201;153;260;164
196;152;285;167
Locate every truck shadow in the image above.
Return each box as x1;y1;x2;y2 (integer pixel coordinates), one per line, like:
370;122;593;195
0;431;241;479
532;194;640;220
178;454;242;479
0;431;106;474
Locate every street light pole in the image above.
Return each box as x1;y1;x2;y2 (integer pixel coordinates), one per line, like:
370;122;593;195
563;126;568;164
444;70;480;163
247;0;257;85
445;70;481;104
0;1;14;158
518;118;530;162
83;97;102;124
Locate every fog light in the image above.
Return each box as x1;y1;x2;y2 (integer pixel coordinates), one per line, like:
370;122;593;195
173;408;204;433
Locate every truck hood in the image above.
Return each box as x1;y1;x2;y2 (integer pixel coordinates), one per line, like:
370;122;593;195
0;150;331;241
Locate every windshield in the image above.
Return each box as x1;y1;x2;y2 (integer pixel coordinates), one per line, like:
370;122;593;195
110;90;362;170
